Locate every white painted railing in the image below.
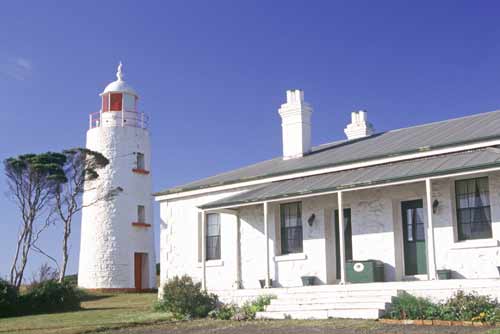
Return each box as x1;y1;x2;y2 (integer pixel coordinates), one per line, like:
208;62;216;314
89;110;149;129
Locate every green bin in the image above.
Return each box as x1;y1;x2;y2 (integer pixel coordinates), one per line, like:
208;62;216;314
437;269;451;280
346;260;385;283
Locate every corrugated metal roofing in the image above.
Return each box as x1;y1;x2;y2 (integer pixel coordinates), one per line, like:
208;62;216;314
156;110;500;196
200;148;500;209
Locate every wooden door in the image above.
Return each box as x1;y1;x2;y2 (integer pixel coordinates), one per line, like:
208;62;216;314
401;200;427;275
134;253;142;290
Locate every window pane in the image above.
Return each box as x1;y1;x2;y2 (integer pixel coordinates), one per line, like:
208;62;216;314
206;214;220;236
455;177;492;240
406;210;414;242
102;94;109;112
415;208;425;241
280;202;303;254
110;93;123;111
136;153;145;170
206;213;221;260
124;93;135;111
137;205;145;223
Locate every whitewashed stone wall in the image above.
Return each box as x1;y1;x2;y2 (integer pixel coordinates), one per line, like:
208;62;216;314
159;172;500;292
79;125;156;289
159;188;251;291
431;174;500;278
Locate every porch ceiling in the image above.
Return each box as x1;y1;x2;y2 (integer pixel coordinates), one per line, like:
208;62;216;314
200;147;500;209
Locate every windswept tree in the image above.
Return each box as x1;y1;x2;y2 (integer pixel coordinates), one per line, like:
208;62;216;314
53;148;121;282
4;152;67;289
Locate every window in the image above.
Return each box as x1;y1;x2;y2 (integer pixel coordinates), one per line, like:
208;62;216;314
124;93;136;112
137;205;146;223
102;94;109;112
136;153;145;170
206;213;221;260
280;202;303;254
455;177;492;240
110;93;123;111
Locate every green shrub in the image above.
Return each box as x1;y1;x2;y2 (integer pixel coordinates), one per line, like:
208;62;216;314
440;291;498;322
0;279;18;317
155;275;218;319
209;303;238;320
241;295;274;319
62;274;78;286
207;295;274;321
19;280;81;315
387;292;437;320
386;291;500;323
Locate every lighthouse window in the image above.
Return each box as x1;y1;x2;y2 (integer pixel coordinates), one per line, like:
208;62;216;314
124;94;136;112
206;213;221;260
102;94;109;112
136;153;145;170
110;93;123;111
137;205;146;223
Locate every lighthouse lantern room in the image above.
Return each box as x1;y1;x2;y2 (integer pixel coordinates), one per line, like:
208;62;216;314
89;62;147;129
79;63;156;291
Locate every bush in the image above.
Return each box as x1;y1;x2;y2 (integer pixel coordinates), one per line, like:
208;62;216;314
241;295;274;320
63;274;78;286
387;292;437;320
209;303;238;320
19;280;81;315
386;291;500;324
0;279;18;317
440;291;498;321
155;275;218;319
208;295;274;321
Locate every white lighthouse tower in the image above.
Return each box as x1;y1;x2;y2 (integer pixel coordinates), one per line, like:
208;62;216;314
78;63;156;291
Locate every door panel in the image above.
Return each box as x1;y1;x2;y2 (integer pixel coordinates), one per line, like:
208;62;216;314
401;200;427;275
335;208;352;280
134;253;142;290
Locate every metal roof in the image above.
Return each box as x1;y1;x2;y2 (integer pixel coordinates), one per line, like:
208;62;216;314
156;110;500;196
200;147;500;209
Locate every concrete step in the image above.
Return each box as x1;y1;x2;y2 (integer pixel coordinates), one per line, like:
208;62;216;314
276;289;400;298
256;308;384;320
266;301;390;312
270;295;394;305
255;286;398;320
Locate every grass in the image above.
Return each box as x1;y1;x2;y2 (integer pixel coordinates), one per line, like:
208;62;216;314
0;291;498;334
0;292;171;334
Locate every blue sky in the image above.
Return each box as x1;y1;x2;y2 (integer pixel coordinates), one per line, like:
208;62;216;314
1;1;500;279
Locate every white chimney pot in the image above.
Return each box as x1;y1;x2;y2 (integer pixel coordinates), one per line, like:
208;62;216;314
344;110;375;140
278;89;312;160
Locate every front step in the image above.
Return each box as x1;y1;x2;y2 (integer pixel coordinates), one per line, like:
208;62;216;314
256;289;398;320
266;301;390;312
270;295;394;305
256;308;384;320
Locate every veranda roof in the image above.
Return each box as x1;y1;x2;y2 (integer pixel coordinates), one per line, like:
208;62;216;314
200;147;500;209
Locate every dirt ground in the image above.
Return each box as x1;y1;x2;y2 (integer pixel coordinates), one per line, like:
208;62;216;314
98;319;500;334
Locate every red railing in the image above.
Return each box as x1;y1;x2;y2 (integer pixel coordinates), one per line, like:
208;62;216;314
89;110;149;129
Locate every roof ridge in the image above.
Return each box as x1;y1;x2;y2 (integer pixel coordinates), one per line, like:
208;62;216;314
312;109;500;149
156;110;500;196
383;109;500;133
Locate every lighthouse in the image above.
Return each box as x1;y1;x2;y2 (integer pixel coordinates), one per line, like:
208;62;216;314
78;63;156;291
